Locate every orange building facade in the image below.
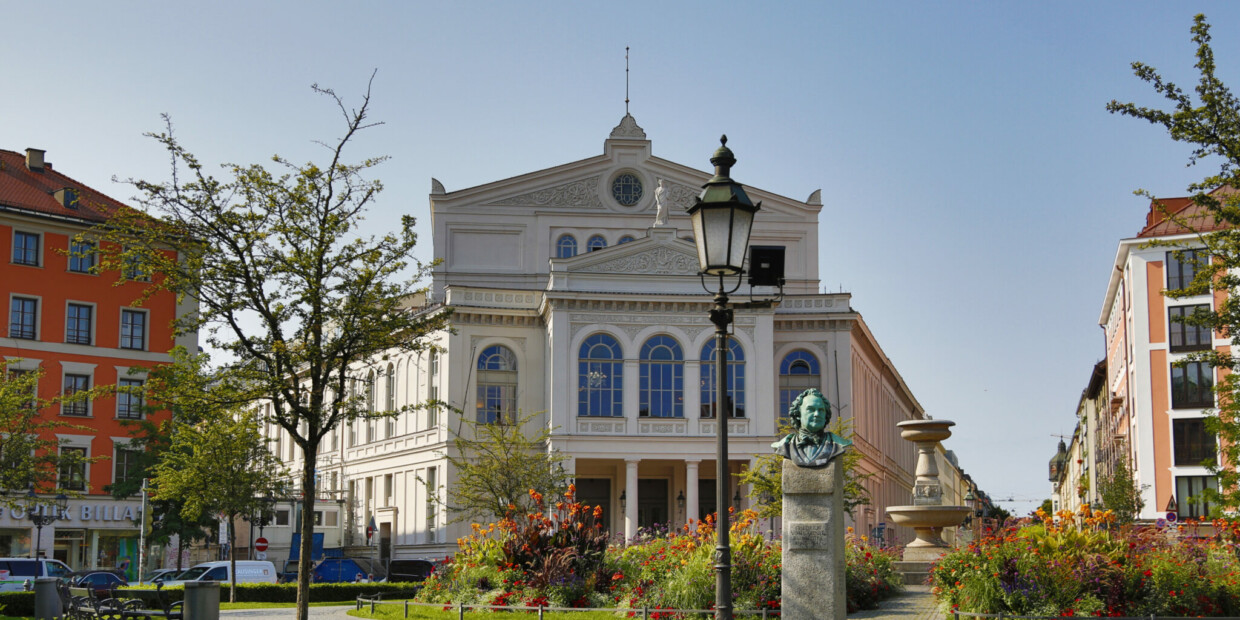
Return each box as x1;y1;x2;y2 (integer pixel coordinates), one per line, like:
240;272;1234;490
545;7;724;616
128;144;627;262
1098;189;1231;521
0;148;195;575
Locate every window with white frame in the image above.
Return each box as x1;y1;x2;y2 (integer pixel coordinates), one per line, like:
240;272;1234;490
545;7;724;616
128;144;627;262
9;296;38;339
120;310;147;350
62;373;91;416
59;446;88;491
476;345;517;424
700;339;745;418
65;303;93;345
779;351;821;417
639;336;683;418
114;447;142;487
385;363;396;438
555;235;577;259
578;333;623;417
68;241;96;274
117;378;145;420
12;231;40;266
428;350;440;429
425;467;438;539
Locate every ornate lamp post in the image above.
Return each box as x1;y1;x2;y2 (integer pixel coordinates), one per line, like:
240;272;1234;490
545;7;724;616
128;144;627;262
26;491;68;559
688;135;760;620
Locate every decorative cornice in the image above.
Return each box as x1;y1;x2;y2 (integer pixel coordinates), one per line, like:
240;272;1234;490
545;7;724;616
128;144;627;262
576;247;698;276
609;114;647;140
451;312;542;328
490;176;603;209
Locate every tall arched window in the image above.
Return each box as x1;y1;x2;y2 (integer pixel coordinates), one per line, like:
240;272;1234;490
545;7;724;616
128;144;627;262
366;370;376;442
640;336;683;418
587;235;607;252
700;339;746;418
428;349;440;429
578;334;623;417
477;345;518;424
556;235;578;258
779;351;821;417
385;362;396;438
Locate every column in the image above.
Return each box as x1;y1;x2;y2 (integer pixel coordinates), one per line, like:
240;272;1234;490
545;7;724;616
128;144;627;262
685;460;700;524
624;459;639;541
685;361;701;422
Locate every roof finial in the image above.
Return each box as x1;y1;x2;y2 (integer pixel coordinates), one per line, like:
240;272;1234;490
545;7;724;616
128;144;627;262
625;47;631;115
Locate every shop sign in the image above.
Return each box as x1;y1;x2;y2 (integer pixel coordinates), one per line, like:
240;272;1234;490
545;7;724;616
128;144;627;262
0;501;143;526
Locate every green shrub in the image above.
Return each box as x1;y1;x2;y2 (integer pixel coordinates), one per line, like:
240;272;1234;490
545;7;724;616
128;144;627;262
0;592;34;617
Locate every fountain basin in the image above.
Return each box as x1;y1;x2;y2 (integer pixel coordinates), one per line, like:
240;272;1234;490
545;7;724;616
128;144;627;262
886;505;970;561
896;419;955;443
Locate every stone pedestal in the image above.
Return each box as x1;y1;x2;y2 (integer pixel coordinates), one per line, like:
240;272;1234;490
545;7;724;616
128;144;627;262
781;461;845;620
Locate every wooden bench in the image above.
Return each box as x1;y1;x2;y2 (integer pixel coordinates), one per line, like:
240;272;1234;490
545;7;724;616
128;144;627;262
115;588;183;620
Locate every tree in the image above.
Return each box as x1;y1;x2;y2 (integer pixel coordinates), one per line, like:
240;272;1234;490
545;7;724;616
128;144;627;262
0;360;101;506
739;416;871;520
88;74;450;617
442;410;569;522
150;352;285;602
1097;458;1147;525
1107;14;1240;515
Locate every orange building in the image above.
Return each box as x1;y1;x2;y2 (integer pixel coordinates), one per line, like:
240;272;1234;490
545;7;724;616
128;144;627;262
0;148;195;574
1099;188;1231;521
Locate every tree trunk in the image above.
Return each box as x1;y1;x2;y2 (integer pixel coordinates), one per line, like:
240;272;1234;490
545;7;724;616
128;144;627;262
296;443;318;620
228;513;238;603
176;535;184;571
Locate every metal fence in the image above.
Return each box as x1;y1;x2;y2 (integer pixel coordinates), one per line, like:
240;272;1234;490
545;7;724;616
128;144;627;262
355;593;783;618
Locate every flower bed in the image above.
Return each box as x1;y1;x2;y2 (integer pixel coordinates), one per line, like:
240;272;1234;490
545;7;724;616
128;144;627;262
930;506;1240;617
413;487;902;615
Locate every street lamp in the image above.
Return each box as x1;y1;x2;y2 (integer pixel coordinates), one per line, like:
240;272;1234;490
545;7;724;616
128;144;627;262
26;491;68;559
687;135;760;620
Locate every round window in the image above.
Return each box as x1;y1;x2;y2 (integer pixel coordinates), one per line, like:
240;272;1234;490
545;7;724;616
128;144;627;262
610;173;644;206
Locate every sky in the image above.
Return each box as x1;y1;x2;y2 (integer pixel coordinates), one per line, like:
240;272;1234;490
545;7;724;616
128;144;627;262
6;1;1240;513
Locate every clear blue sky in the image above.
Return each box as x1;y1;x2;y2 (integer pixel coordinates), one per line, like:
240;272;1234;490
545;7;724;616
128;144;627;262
7;1;1240;512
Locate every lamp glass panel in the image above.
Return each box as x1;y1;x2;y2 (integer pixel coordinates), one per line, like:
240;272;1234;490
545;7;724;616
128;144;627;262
690;208;708;270
702;207;739;273
728;209;755;269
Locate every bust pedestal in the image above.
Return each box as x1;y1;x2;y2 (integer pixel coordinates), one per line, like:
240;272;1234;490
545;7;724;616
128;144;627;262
781;461;845;620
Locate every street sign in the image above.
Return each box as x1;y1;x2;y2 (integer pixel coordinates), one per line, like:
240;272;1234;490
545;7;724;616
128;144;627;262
255;552;267;561
255;537;269;552
1166;512;1179;523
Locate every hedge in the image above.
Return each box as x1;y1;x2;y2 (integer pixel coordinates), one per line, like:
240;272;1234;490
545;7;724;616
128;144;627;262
0;582;419;616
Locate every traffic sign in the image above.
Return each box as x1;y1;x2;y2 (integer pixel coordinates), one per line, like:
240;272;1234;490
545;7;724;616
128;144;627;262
1166;512;1179;523
255;537;269;552
255;552;267;560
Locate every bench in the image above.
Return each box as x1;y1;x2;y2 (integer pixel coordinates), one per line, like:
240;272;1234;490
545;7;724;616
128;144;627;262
67;586;127;620
115;588;183;620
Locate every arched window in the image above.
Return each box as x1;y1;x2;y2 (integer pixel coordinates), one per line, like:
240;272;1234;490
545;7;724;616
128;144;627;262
556;235;577;258
385;362;396;438
640;336;683;418
366;370;376;442
587;235;607;252
779;351;821;417
428;349;440;429
700;339;745;418
618;235;636;244
578;334;623;417
477;345;518;424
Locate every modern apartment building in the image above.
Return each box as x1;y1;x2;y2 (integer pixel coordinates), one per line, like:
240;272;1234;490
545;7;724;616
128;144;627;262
0;148;196;576
1098;189;1229;521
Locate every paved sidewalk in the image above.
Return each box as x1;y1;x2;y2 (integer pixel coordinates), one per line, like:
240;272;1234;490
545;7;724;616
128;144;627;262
850;585;946;620
220;604;355;619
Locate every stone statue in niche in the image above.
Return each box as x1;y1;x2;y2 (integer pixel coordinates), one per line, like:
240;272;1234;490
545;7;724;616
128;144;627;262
653;179;669;227
772;388;852;468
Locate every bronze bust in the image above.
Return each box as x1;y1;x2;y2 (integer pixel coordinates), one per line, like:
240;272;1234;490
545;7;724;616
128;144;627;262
771;388;851;468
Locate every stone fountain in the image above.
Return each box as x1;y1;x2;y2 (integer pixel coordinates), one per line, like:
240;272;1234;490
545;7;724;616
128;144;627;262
886;419;970;573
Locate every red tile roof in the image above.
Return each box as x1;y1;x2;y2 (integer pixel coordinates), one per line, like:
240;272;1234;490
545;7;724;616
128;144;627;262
0;148;133;223
1137;187;1237;238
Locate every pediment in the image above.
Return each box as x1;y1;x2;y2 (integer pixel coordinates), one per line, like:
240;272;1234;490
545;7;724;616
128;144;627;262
558;229;700;277
488;175;605;209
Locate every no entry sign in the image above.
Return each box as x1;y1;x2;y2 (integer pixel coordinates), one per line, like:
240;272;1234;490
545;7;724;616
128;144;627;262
254;537;269;552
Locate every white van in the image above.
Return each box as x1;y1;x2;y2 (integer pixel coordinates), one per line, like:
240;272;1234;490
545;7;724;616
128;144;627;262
163;560;277;585
0;558;72;592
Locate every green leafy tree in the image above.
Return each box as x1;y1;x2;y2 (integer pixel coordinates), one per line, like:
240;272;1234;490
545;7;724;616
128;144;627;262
442;410;569;522
1036;499;1053;517
86;75;449;618
1097;458;1147;524
739;416;871;520
1107;13;1240;515
0;360;102;505
150;355;285;602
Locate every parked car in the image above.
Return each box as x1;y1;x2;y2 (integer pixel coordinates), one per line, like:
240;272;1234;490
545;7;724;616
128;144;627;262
0;558;72;592
143;567;182;584
312;558;385;583
63;569;128;596
162;560;277;585
385;559;436;583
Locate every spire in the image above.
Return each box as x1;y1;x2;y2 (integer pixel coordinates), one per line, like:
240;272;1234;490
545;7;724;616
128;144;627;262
625;46;630;115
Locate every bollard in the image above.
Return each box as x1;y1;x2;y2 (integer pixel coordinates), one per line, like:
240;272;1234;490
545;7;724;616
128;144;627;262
33;577;61;620
538;604;544;620
371;599;376;614
458;603;464;620
184;581;220;620
404;600;409;618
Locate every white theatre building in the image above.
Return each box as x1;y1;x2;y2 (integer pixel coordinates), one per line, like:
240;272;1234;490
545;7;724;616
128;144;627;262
267;115;965;566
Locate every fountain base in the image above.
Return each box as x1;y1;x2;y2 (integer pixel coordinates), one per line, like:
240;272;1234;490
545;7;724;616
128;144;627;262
886;505;971;562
